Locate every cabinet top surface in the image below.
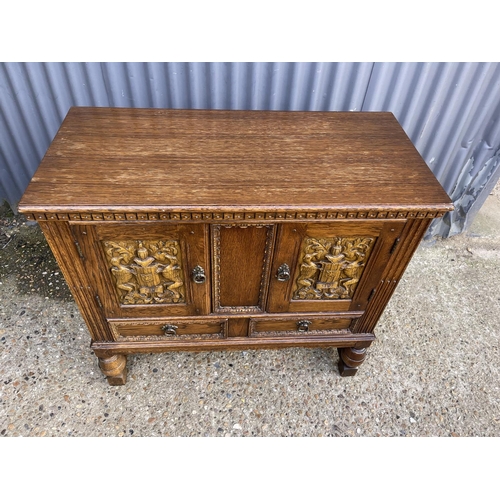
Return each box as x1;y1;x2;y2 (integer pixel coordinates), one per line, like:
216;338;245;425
19;107;453;213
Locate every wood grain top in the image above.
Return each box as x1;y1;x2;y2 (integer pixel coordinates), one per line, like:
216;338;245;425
18;107;453;213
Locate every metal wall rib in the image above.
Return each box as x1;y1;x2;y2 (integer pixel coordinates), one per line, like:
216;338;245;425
362;62;500;237
1;62;499;237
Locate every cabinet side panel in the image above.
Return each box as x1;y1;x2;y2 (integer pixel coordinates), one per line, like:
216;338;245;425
38;221;113;342
353;218;431;333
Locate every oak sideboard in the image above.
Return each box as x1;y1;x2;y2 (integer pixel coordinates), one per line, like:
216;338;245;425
18;107;453;385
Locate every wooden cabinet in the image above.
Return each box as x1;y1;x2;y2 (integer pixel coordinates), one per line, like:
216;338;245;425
18;107;453;385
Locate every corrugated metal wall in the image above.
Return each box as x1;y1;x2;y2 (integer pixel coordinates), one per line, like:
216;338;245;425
1;62;499;237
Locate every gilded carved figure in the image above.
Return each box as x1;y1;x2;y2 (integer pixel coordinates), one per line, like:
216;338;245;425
103;239;185;305
293;236;375;300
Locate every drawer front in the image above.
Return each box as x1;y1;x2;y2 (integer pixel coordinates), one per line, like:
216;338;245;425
109;319;228;342
249;316;352;338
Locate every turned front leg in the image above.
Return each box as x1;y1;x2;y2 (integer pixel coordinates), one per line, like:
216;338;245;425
97;354;128;385
337;347;367;377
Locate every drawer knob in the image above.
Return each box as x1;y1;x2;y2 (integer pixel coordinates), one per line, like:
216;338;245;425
276;263;291;282
161;324;178;336
297;320;312;333
191;265;206;284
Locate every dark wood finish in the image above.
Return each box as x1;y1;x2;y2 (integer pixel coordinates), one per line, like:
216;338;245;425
249;317;352;338
353;218;432;333
338;347;367;377
71;223;211;317
96;354;128;386
109;318;226;336
267;220;405;313
37;221;113;342
212;224;275;313
25;209;450;223
228;317;250;337
108;318;227;342
91;335;376;356
18;108;453;384
20;108;453;213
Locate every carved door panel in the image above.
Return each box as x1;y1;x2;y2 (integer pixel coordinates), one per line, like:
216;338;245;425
71;223;210;318
267;220;405;314
211;224;276;314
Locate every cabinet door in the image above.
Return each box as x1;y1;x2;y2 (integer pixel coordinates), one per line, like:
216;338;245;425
71;223;210;318
267;220;405;314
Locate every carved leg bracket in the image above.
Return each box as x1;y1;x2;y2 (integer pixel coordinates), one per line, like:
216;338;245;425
337;347;367;377
97;354;128;386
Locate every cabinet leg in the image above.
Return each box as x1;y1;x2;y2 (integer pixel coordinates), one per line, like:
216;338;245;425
337;347;367;377
97;354;128;386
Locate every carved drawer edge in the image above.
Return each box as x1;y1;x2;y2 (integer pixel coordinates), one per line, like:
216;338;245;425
108;319;228;342
25;209;451;222
249;328;358;339
248;316;370;339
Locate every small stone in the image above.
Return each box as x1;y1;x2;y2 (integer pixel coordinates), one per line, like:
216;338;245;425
409;417;416;424
233;424;242;430
357;428;361;434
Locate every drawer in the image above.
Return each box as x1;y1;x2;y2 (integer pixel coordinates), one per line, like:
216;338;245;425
249;316;353;338
108;318;228;342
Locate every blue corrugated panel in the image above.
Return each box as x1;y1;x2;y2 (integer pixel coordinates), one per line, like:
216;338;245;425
361;62;500;236
1;62;499;237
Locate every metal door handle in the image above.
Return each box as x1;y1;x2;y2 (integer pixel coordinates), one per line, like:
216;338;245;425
277;263;291;282
191;265;206;284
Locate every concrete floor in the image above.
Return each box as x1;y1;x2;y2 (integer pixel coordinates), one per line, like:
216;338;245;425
1;186;499;437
